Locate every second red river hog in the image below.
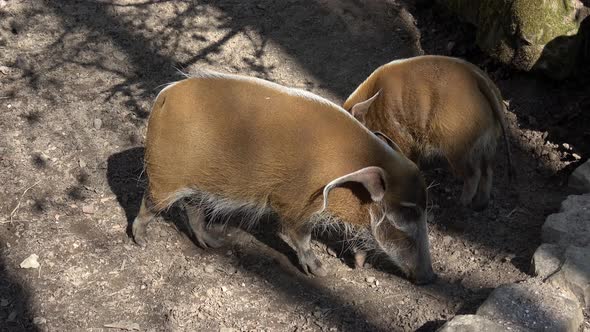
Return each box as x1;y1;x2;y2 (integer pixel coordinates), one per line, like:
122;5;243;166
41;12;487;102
132;70;436;284
343;55;513;211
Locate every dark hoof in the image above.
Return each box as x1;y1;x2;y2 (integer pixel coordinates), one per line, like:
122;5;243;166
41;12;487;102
413;272;438;285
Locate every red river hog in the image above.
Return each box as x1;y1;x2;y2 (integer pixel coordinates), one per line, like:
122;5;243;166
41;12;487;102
343;55;513;211
132;70;436;284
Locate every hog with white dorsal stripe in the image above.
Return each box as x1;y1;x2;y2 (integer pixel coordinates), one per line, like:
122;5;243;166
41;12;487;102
131;70;436;284
344;55;514;212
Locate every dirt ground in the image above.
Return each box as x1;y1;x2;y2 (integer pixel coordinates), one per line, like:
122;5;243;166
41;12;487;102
1;0;589;331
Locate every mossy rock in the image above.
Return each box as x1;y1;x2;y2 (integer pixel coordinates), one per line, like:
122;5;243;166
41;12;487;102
438;0;589;79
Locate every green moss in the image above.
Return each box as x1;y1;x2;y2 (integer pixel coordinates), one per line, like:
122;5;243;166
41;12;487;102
437;0;585;78
513;0;579;45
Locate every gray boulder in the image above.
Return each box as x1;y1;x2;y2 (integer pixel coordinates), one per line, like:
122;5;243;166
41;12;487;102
542;194;590;248
532;244;590;307
569;160;590;193
476;281;583;332
437;0;589;79
531;243;565;278
437;315;531;332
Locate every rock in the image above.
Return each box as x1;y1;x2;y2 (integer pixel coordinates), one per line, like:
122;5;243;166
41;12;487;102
104;321;140;330
437;314;531;332
82;204;95;214
20;254;40;269
93;118;102;130
79;159;86;168
219;328;237;332
326;246;337;257
446;41;456;53
437;0;589;79
0;65;9;75
204;265;215;273
476;281;583;332
33;317;47;325
365;276;375;283
531;243;565;277
555;246;590;306
542;194;590;247
427;213;435;223
569;160;590;193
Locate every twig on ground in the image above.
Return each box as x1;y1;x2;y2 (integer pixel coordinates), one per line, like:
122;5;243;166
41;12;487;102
8;180;42;224
506;207;519;218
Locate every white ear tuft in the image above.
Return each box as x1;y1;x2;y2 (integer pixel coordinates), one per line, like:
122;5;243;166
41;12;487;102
320;166;386;213
351;90;381;123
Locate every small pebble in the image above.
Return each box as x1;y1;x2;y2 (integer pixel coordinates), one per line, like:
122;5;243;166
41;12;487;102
204;265;215;273
82;204;95;214
33;317;47;325
20;254;40;269
221;286;228;292
446;41;455;53
93;118;102;130
79;159;86;168
219;328;237;332
326;247;337;257
365;276;375;283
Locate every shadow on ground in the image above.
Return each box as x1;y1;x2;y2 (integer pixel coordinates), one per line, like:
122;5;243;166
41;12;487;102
0;251;39;332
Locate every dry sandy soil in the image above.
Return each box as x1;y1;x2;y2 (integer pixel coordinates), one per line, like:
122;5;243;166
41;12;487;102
0;0;589;331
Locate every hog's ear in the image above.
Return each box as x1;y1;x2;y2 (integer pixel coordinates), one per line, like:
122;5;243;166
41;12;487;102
351;90;380;124
373;131;402;153
320;166;386;212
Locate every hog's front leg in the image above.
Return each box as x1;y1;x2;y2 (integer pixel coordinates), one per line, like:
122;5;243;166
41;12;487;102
283;224;327;277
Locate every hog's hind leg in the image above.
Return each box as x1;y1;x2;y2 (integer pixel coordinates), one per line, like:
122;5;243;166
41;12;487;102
132;194;156;247
459;162;481;208
472;158;493;211
185;204;224;249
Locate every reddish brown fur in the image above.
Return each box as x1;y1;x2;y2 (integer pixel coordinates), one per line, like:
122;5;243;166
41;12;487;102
344;55;512;210
132;71;434;282
146;75;416;224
